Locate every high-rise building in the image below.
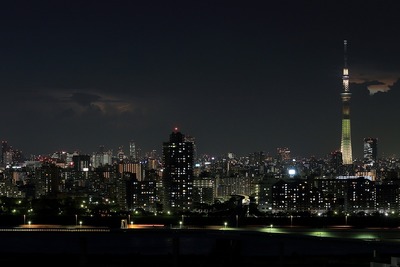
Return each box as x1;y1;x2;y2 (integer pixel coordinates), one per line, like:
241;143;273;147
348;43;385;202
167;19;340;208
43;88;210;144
118;162;143;181
92;146;113;167
72;154;91;172
340;40;353;165
330;150;343;170
1;141;8;165
129;140;137;161
162;128;194;213
117;146;125;162
277;147;290;163
363;137;378;163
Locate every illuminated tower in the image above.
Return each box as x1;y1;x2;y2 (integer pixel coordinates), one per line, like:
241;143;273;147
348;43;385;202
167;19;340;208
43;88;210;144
340;40;353;164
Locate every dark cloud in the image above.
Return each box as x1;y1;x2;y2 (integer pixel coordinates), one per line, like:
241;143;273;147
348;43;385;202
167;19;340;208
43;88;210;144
361;81;386;87
350;78;400;157
68;92;102;107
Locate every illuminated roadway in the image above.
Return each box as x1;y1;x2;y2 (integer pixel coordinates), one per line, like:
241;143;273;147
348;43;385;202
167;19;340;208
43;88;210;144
3;223;400;243
1;224;400;266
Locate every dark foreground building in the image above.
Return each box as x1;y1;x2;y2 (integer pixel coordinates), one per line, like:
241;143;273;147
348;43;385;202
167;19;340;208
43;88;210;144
162;128;194;213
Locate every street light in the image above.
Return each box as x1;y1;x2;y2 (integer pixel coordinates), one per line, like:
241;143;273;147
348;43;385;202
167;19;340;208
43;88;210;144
179;221;183;229
224;222;227;228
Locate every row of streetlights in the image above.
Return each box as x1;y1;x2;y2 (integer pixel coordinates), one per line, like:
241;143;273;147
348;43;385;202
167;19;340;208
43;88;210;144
75;214;83;226
20;213;351;228
23;215;31;226
22;214;82;227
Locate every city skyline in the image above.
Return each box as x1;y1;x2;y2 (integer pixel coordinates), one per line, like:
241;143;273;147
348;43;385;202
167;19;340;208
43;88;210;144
1;1;400;158
0;127;383;161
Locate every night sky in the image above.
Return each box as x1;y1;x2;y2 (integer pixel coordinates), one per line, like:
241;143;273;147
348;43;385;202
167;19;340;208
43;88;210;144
1;0;400;159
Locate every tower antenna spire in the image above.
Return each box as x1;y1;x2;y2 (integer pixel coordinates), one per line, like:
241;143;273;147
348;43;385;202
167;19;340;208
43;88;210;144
342;40;349;92
344;40;348;68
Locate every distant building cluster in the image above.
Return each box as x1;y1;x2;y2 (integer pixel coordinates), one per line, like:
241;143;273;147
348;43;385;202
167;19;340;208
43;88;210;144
0;130;399;217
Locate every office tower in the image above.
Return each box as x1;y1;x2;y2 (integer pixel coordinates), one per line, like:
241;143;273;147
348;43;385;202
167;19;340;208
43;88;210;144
330;150;343;170
162;128;194;213
72;154;91;172
248;151;266;175
118;162;143;181
1;141;9;165
129;140;137;161
130;178;157;212
340;40;353;165
192;177;214;205
1;141;8;157
277;147;290;162
363;137;378;163
148;149;157;159
92;146;113;168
